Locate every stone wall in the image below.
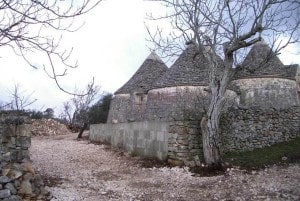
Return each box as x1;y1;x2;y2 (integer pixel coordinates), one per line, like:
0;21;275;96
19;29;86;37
92;106;300;167
107;94;131;123
107;93;148;123
220;106;300;153
168;121;203;166
89;121;204;166
168;106;300;165
231;78;299;109
144;86;238;121
144;87;207;121
129;92;148;122
0;111;47;200
89;122;169;160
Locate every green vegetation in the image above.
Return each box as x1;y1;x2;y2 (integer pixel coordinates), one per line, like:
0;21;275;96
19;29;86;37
223;137;300;169
88;93;112;124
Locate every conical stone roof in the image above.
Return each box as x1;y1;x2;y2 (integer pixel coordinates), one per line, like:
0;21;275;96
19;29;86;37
115;52;168;94
152;44;223;89
234;40;297;79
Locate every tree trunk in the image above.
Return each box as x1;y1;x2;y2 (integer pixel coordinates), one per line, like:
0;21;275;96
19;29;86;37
77;122;88;139
200;50;234;166
201;94;223;166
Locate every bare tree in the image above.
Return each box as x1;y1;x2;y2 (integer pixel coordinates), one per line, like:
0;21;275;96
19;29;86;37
61;101;74;124
0;0;101;95
147;0;300;165
7;83;37;111
0;101;11;111
60;83;101;138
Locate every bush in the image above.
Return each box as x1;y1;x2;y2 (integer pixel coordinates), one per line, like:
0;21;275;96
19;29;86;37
88;93;112;124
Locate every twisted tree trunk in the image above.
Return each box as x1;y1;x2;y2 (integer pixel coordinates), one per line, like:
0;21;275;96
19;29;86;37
200;93;224;165
201;48;234;166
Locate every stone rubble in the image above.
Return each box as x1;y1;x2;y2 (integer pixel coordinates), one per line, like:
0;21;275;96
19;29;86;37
31;119;71;136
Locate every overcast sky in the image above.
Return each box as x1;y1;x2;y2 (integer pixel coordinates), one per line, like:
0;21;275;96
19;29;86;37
0;0;299;116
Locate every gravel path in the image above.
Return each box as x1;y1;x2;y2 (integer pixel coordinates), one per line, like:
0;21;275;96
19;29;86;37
30;133;300;201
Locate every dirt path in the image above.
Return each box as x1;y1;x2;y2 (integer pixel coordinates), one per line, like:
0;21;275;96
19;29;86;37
30;134;300;201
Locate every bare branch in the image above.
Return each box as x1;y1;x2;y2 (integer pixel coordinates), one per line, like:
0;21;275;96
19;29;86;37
0;0;102;94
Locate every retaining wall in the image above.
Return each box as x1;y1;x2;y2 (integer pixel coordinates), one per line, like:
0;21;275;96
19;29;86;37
220;106;300;153
91;106;300;166
89;122;169;160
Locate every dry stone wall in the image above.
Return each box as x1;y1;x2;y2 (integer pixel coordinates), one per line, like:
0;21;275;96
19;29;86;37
107;94;131;123
92;105;300;167
0;111;47;200
220;106;300;153
168;121;203;166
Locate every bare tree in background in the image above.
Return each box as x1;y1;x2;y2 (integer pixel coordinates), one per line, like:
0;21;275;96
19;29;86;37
60;83;101;138
147;0;300;165
0;0;101;95
7;83;37;111
0;101;11;111
62;101;74;125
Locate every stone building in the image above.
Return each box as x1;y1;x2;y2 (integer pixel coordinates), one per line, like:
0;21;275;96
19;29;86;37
107;52;168;123
232;41;299;109
93;41;300;166
108;41;299;123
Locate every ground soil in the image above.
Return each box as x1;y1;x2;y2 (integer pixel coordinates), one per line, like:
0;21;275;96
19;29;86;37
30;133;300;201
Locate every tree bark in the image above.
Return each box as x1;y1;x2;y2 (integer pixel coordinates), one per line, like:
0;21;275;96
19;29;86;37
201;47;234;166
77;122;88;139
200;95;223;166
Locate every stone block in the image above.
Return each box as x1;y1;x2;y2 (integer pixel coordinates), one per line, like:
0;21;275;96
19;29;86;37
2;153;11;162
150;132;157;141
184;160;196;167
0;176;11;184
6;169;23;180
144;141;154;155
168;133;178;139
168;159;184;166
17;124;32;137
10;150;22;163
157;132;165;141
153;140;159;151
137;139;145;148
133;130;139;139
20;179;33;196
22;150;30;160
190;149;202;154
0;189;11;199
15;137;31;149
159;141;167;152
2;195;22;201
4;183;17;195
176;152;189;158
177;139;189;145
144;130;153;140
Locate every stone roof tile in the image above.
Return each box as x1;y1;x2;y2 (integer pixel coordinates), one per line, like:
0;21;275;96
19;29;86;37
234;41;297;80
115;52;168;94
152;44;223;89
